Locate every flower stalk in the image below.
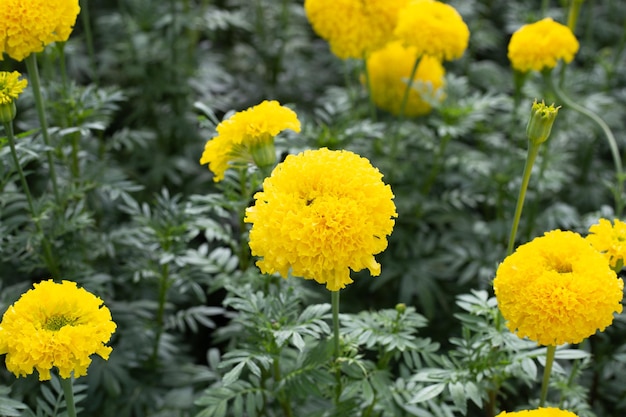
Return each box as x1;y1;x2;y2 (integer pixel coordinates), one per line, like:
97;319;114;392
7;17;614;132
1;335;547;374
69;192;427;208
331;290;342;403
60;377;78;417
539;345;556;407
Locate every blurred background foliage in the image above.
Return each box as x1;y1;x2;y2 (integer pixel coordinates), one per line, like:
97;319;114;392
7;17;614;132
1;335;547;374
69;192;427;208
1;0;626;416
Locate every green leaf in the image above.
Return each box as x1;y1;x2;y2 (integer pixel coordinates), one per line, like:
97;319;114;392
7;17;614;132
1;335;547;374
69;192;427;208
222;362;246;386
448;381;466;414
409;383;446;404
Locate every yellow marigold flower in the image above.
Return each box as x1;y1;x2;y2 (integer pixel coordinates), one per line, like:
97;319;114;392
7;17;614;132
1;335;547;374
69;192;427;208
199;100;301;182
496;408;580;417
0;71;28;122
0;280;116;381
494;230;623;346
587;218;626;270
0;0;81;62
245;148;397;291
304;0;408;60
366;41;445;117
394;0;470;61
508;18;579;73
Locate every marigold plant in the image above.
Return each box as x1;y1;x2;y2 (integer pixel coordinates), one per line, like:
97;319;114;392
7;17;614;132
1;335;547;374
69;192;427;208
366;41;445;117
304;0;407;59
0;0;81;61
245;148;397;291
394;0;469;61
496;408;580;417
200;100;301;182
587;218;626;270
507;17;579;73
494;230;623;346
0;280;117;380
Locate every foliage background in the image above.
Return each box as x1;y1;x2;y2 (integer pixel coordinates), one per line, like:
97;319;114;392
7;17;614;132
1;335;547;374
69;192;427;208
0;0;625;416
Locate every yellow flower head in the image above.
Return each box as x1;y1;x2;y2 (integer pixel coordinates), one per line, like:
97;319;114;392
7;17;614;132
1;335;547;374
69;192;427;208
494;230;623;346
394;0;470;61
366;41;445;117
587;218;626;269
0;71;28;105
0;280;117;381
508;18;579;73
496;408;580;417
245;148;397;291
304;0;408;60
200;100;301;182
0;0;81;61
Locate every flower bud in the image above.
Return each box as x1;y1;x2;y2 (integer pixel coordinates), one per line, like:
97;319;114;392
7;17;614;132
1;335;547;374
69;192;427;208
395;303;407;314
0;101;16;123
526;99;560;145
250;134;277;172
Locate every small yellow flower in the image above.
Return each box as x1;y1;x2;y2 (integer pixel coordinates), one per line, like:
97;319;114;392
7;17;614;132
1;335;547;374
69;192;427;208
496;408;580;417
366;41;445;117
394;0;470;61
0;280;117;381
0;0;81;61
199;100;301;182
245;148;397;291
587;218;626;270
494;230;623;346
508;18;579;73
526;100;560;145
304;0;408;60
0;71;28;122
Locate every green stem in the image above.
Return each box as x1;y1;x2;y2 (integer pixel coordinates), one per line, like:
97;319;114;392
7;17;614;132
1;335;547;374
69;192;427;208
332;290;342;404
539;345;557;407
506;142;541;255
25;54;61;205
272;354;293;417
362;55;377;121
566;0;584;32
59;377;77;417
238;168;251;270
80;0;99;83
151;262;170;365
389;55;422;159
544;71;625;216
5;121;60;279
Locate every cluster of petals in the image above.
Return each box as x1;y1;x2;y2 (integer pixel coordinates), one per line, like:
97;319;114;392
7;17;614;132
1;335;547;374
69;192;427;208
304;0;408;59
508;17;579;72
494;230;623;346
366;41;445;116
0;71;28;105
245;148;397;291
200;100;301;182
496;408;580;417
0;280;116;380
0;0;81;61
586;218;626;269
394;0;470;62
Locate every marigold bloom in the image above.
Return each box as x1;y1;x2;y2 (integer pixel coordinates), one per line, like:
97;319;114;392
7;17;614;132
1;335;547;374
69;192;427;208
0;71;28;122
496;408;579;417
394;0;469;61
0;0;81;61
200;100;301;182
508;18;579;73
494;230;623;346
366;41;445;117
0;280;116;381
245;148;397;291
587;218;626;270
304;0;408;59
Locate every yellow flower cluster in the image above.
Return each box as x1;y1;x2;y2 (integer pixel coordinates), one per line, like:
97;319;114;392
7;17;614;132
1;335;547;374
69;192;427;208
304;0;408;59
245;148;397;291
0;0;81;61
587;218;626;270
394;0;470;61
200;100;301;182
494;230;623;346
0;71;28;105
366;41;445;116
508;18;579;73
496;408;579;417
0;280;117;381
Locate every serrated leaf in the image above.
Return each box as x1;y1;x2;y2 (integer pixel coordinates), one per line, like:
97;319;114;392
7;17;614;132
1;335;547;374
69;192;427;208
448;381;465;413
222;362;245;386
409;383;446;404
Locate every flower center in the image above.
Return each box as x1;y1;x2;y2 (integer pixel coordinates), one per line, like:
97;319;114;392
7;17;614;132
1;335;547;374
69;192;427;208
44;315;77;331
